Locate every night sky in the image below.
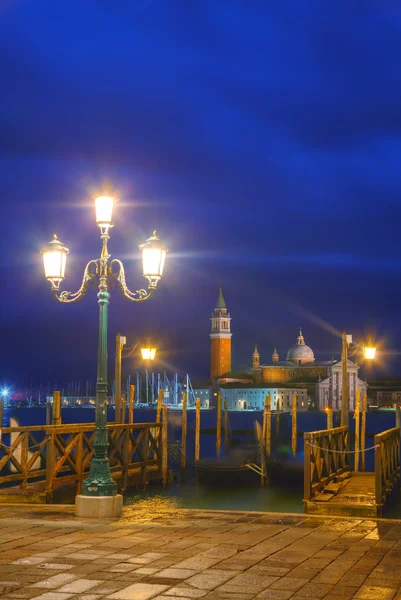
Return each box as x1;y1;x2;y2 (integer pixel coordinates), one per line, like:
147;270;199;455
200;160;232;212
1;1;401;389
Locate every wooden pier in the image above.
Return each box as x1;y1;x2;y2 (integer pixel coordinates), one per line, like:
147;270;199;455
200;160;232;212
0;421;167;504
304;425;400;517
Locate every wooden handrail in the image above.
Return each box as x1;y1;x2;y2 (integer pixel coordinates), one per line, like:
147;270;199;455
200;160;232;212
0;421;165;501
374;426;400;508
304;426;350;502
0;422;161;434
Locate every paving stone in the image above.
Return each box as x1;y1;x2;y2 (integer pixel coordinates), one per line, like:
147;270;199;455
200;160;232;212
256;590;294;599
57;578;102;593
327;585;360;599
186;571;236;590
106;582;169;599
201;548;238;560
293;582;334;598
29;594;74;600
355;586;397;599
269;577;309;592
153;569;199;580
175;557;222;571
30;573;78;589
163;586;207;597
37;563;74;571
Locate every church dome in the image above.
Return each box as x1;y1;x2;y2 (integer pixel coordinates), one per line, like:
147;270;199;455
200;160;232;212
287;329;315;364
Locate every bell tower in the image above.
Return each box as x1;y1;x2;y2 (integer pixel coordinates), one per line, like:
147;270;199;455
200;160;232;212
252;345;260;370
210;285;232;380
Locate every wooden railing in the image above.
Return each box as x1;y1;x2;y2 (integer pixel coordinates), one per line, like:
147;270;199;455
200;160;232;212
375;426;400;509
0;422;167;502
304;426;350;501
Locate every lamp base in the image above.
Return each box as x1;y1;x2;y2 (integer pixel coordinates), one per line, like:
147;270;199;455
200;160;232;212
75;494;123;518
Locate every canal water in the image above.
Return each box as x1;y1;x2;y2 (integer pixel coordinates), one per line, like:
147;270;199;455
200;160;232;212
2;406;400;517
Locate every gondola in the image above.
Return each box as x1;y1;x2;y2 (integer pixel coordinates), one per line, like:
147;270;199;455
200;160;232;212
194;447;261;487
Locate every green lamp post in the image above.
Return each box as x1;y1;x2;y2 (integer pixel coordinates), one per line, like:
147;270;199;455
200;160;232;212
41;183;168;517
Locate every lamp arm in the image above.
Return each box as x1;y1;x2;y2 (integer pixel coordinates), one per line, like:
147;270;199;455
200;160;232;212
110;259;155;302
53;260;98;304
348;345;360;358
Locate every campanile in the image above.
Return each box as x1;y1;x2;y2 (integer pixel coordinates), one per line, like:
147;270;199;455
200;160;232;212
210;286;232;380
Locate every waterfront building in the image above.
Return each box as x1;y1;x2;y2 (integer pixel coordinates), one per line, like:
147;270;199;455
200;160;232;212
367;378;401;407
221;383;309;411
209;288;368;411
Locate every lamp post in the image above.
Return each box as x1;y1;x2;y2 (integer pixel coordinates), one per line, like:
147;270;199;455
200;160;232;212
340;331;376;428
41;183;168;518
114;338;157;419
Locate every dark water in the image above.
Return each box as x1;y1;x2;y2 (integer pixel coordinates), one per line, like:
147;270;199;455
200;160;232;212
124;478;304;514
3;406;400;517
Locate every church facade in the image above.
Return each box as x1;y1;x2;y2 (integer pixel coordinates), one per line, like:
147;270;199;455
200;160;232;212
210;288;368;411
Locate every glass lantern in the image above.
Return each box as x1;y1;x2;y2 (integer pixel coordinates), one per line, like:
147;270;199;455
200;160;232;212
41;235;69;289
139;231;168;288
141;348;157;360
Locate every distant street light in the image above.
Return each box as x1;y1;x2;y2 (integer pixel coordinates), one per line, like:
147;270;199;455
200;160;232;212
141;348;157;361
41;182;168;518
114;337;157;422
341;332;376;428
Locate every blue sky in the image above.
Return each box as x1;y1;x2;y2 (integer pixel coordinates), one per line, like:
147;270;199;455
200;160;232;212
1;0;401;385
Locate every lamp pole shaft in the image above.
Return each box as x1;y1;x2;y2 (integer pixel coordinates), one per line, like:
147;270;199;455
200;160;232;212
81;239;117;497
341;330;349;428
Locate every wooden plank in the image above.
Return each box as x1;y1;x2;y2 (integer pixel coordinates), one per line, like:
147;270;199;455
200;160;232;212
361;394;367;471
195;397;200;462
266;393;271;458
291;393;297;458
162;406;168;487
354;388;360;472
224;399;229;453
216;392;222;458
129;385;135;425
304;432;312;502
181;392;187;471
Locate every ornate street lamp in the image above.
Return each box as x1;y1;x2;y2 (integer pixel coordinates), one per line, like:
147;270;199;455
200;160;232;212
41;183;168;518
340;332;376;428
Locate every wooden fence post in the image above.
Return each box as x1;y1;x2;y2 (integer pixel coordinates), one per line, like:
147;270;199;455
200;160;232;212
52;391;61;425
75;429;84;495
20;432;28;490
374;433;382;510
156;388;163;425
195;397;201;462
262;396;268;453
266;393;271;458
326;408;333;429
216;392;222;458
291;393;297;457
224;399;229;453
45;432;55;503
181;392;187;473
354;388;361;472
142;426;149;487
129;385;135;425
361;393;367;471
121;396;126;424
46;401;52;426
162;406;168;487
304;432;312;501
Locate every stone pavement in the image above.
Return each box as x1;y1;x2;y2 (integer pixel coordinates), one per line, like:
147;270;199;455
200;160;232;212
1;504;401;600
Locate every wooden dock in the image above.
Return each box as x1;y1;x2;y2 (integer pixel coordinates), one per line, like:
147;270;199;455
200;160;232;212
304;425;400;517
